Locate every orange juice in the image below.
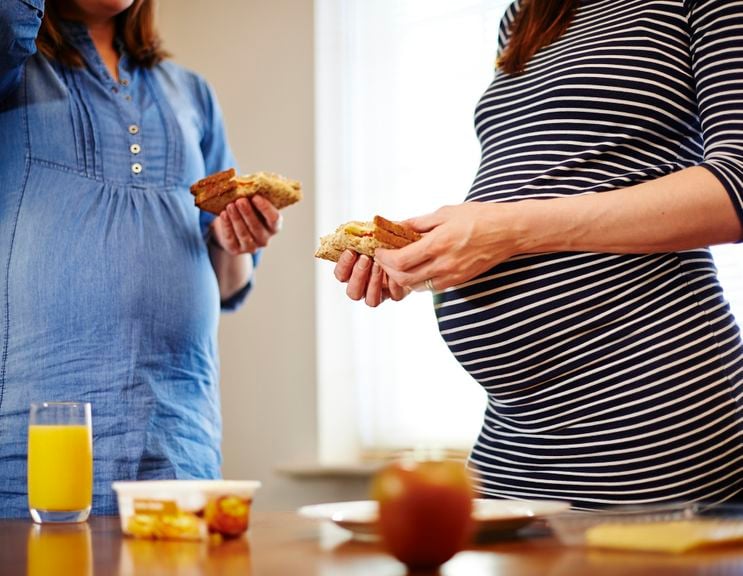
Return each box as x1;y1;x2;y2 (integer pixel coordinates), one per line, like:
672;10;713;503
27;524;92;576
28;425;92;511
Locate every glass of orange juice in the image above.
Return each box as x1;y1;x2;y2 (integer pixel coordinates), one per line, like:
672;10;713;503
27;523;93;576
28;402;93;523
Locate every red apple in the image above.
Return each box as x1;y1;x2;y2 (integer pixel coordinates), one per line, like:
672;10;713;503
371;459;475;570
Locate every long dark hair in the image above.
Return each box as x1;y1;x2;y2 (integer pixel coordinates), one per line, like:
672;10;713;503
498;0;579;75
36;0;169;68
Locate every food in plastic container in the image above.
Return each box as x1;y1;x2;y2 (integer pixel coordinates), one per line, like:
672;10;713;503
585;519;743;553
549;502;743;552
112;480;261;541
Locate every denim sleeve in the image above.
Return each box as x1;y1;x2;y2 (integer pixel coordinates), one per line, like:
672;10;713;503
0;0;44;101
196;76;260;311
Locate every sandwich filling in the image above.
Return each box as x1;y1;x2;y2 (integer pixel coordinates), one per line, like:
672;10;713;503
314;216;421;262
342;222;376;237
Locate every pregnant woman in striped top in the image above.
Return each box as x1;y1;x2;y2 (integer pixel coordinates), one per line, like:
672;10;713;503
335;0;743;508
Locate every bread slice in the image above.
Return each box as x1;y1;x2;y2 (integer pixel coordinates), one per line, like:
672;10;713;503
314;215;422;262
190;168;302;215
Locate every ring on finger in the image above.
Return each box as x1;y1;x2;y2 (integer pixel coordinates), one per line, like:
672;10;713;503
424;278;435;291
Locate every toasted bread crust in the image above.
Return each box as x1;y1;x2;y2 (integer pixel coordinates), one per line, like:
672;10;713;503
189;168;237;203
190;167;237;192
373;227;413;249
190;169;302;215
373;215;422;243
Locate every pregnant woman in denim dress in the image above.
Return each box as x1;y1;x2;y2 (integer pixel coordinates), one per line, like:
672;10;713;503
0;0;282;516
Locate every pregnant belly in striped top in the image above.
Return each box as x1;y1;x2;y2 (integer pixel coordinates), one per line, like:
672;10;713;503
436;250;743;507
441;0;743;507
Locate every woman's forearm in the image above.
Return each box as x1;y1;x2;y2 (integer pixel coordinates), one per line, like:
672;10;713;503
208;242;253;301
517;166;743;255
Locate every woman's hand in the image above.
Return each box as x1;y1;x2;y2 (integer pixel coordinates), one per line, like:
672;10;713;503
374;202;524;291
334;250;410;307
208;195;282;301
211;196;282;255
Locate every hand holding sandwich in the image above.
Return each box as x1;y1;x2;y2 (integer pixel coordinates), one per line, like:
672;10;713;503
210;195;282;256
192;167;301;300
206;195;282;301
318;204;519;304
192;167;300;254
315;215;422;307
374;202;524;292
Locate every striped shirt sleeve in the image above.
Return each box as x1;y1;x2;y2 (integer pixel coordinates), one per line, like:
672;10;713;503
687;0;743;228
495;1;520;60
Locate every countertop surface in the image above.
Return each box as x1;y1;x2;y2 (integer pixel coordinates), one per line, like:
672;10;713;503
2;512;743;575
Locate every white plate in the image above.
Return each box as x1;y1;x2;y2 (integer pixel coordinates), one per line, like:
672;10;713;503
297;498;570;541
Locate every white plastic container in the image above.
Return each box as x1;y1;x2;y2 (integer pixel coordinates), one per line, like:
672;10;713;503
112;480;261;541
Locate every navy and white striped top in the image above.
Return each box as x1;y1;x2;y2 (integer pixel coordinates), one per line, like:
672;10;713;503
436;0;743;508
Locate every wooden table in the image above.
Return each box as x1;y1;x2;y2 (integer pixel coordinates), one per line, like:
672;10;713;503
1;512;742;575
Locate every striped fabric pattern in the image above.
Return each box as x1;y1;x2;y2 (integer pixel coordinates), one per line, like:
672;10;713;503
436;0;743;508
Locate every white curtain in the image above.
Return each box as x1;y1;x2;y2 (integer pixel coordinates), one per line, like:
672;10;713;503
314;0;743;463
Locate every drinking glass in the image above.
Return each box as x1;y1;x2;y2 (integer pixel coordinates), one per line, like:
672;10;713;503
27;523;92;576
28;402;93;523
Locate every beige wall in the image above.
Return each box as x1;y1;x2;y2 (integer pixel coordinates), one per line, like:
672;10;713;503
158;0;368;510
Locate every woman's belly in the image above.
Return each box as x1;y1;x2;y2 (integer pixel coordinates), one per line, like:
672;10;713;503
434;249;733;407
1;165;223;512
3;164;222;429
7;165;219;368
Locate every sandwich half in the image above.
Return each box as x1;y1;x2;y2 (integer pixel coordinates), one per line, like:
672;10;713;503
190;168;302;215
314;215;421;262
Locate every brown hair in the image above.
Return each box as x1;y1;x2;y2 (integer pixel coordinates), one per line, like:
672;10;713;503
36;0;169;69
498;0;579;75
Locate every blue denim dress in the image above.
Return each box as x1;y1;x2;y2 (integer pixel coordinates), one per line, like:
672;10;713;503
0;1;249;516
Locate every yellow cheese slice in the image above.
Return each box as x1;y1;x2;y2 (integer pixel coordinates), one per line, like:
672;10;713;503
342;222;375;236
586;520;743;553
